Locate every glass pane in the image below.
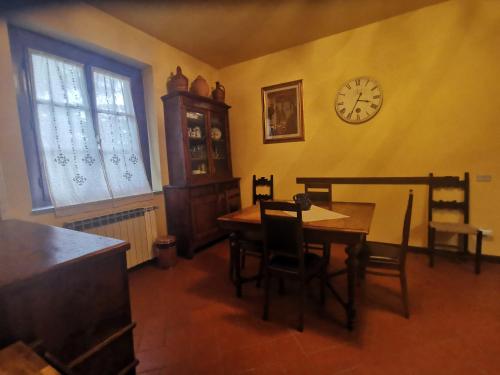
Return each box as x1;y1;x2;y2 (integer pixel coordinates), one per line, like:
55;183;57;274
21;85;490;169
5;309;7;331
93;68;151;198
93;69;133;115
187;110;208;175
210;112;229;175
29;50;111;207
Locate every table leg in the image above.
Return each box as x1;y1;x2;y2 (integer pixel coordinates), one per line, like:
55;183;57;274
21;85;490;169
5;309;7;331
229;243;234;282
345;244;357;331
229;232;242;298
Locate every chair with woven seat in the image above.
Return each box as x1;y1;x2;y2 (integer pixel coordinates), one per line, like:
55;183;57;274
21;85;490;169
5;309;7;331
358;190;413;318
428;172;483;274
260;200;327;332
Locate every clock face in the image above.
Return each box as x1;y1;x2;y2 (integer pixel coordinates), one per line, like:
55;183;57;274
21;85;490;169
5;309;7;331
335;77;383;124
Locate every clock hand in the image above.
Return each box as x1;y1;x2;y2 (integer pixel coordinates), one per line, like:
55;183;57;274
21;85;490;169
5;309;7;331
348;93;362;117
358;99;371;103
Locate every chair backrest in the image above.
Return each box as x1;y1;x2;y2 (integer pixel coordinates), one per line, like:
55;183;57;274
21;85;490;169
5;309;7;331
304;182;332;205
253;175;274;205
260;200;304;271
428;172;469;224
399;190;414;265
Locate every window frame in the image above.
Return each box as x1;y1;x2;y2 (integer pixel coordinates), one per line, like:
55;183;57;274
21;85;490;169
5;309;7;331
9;26;151;210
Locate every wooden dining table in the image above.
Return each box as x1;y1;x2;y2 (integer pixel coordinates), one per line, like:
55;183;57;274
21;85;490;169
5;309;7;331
217;201;376;330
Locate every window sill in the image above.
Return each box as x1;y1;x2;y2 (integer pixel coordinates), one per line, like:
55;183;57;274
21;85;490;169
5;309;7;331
31;190;163;216
31;205;55;215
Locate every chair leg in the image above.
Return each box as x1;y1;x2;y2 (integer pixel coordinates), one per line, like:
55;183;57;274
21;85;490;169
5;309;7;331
228;254;234;282
320;264;326;307
263;272;271;321
298;279;305;332
323;243;331;265
400;272;410;319
475;230;483;275
229;233;242;298
241;250;246;269
428;227;435;268
278;277;286;295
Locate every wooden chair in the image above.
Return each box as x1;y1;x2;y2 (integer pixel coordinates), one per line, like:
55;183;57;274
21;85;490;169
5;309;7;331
358;190;413;318
428;172;483;274
239;175;274;271
304;182;332;205
260;200;327;332
303;182;332;261
252;175;274;205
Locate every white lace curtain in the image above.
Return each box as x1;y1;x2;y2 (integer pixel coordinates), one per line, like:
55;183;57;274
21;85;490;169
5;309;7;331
30;51;151;208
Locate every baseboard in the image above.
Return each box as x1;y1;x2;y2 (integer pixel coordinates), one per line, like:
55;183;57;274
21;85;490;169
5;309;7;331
407;244;500;264
128;258;156;272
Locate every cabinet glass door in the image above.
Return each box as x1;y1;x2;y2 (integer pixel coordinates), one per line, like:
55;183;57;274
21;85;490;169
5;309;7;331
210;111;230;176
186;110;209;176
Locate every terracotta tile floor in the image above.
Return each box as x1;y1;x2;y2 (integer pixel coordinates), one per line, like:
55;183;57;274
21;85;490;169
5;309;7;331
130;240;500;375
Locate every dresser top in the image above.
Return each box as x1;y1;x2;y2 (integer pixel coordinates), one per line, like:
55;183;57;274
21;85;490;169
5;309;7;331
0;219;129;290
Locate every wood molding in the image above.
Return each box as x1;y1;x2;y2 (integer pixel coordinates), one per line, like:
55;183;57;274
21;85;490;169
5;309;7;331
296;176;460;185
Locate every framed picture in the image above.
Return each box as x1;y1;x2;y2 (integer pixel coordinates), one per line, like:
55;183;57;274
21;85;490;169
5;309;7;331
261;80;304;144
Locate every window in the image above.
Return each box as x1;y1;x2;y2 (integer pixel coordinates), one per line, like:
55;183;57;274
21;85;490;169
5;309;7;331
9;26;151;209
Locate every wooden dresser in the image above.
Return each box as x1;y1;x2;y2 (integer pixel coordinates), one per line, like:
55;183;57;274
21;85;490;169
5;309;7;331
0;220;137;375
162;92;241;258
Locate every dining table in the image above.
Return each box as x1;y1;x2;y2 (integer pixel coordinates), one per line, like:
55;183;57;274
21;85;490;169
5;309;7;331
217;201;376;330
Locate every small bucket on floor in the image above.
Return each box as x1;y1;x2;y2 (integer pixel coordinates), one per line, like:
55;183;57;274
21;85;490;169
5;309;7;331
154;235;177;269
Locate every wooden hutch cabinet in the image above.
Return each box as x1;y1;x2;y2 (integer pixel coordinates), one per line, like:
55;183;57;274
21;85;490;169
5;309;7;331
162;92;241;258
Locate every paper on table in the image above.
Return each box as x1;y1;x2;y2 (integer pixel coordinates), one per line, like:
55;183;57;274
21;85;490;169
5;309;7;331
284;205;349;222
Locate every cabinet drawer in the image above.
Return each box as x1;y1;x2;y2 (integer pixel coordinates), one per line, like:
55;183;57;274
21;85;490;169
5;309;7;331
190;185;215;197
222;181;239;190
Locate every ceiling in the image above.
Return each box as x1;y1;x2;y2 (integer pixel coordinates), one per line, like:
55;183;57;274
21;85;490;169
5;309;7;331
91;0;447;68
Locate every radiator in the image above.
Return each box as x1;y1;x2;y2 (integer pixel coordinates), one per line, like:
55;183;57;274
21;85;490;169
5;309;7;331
64;206;158;269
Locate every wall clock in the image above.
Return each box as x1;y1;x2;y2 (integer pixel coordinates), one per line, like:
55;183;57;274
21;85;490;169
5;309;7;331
335;77;383;124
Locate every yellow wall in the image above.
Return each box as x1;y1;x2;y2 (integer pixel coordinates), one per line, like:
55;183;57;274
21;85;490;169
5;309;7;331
0;3;217;231
220;0;500;255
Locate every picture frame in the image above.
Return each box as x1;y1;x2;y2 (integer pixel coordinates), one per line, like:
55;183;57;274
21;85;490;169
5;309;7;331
261;79;304;144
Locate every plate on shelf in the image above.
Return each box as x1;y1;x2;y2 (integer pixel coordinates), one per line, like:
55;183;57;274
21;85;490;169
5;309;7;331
210;127;222;141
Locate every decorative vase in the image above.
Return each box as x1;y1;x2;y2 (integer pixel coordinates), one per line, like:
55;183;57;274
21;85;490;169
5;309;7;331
190;75;210;97
211;81;225;102
166;66;188;94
